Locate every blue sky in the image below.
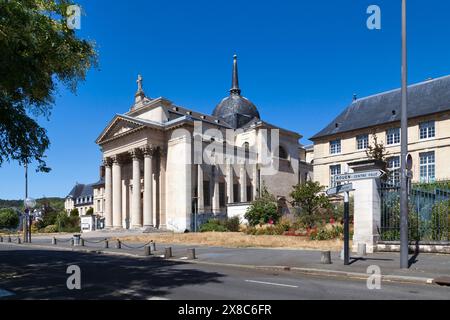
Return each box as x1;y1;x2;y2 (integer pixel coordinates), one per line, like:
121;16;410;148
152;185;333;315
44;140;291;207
1;0;450;200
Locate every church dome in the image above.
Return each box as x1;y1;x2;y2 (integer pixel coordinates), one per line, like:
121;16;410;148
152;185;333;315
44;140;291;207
212;55;260;128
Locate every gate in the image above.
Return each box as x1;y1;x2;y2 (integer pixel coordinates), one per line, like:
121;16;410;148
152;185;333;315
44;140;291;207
379;182;450;242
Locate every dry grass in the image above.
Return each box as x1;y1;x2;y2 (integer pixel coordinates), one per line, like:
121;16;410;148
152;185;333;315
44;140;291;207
119;232;349;251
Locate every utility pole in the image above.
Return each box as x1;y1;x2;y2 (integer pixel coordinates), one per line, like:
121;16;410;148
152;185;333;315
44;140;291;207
400;0;409;269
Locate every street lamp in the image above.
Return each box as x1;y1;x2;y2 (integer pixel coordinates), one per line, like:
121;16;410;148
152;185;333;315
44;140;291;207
24;197;36;243
400;0;409;269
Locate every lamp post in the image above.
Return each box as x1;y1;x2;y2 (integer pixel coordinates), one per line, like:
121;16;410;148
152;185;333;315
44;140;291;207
24;197;36;243
400;0;409;269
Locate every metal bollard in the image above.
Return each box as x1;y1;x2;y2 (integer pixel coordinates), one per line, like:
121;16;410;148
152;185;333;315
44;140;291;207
81;239;85;247
357;243;367;256
321;251;332;264
52;237;57;245
116;239;121;249
17;237;21;244
187;248;196;260
104;239;109;249
0;236;3;242
144;245;151;256
164;247;172;259
70;238;74;246
151;241;156;251
8;236;11;243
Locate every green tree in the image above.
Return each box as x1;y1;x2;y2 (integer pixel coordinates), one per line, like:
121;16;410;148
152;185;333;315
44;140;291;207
290;181;330;217
69;208;79;217
85;207;94;216
0;1;97;171
0;208;19;229
245;186;280;227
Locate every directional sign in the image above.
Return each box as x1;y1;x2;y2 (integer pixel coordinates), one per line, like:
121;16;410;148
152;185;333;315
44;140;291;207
326;183;354;196
333;170;385;183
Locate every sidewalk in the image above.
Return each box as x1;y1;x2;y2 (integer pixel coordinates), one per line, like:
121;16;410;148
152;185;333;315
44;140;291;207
2;234;450;286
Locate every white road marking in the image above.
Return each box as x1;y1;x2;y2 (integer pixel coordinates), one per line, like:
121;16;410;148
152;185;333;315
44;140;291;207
245;280;299;288
0;289;14;298
147;296;170;300
179;257;188;260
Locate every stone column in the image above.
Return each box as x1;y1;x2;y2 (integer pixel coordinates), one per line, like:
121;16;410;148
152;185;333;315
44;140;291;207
240;166;247;203
112;155;122;229
197;164;204;213
103;158;113;228
227;161;234;204
143;146;154;227
253;165;259;200
130;149;142;228
212;166;220;213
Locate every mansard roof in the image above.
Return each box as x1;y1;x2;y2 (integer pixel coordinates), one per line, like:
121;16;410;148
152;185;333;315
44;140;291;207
311;75;450;140
66;183;94;199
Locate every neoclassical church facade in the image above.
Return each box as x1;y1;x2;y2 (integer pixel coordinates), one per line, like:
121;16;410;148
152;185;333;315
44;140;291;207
94;56;311;232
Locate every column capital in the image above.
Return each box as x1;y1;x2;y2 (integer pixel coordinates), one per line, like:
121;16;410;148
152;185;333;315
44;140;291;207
129;148;142;160
111;155;123;165
142;145;156;158
103;157;112;167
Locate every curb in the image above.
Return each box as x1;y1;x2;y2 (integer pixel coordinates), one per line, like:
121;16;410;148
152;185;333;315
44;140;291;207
0;243;437;286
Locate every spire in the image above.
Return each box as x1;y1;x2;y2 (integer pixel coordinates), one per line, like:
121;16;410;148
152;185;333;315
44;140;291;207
230;54;241;95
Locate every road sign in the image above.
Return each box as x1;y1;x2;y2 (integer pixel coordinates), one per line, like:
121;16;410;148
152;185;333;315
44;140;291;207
332;170;385;183
326;183;354;196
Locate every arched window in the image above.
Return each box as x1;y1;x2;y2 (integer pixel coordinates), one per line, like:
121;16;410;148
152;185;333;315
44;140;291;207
279;146;288;160
243;142;250;160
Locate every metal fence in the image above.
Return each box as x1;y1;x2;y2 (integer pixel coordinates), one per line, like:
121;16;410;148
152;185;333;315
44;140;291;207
379;182;450;243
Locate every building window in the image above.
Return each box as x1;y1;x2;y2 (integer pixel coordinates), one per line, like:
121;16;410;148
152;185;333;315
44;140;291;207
330;140;341;155
386;128;400;145
420;152;435;183
233;183;240;203
387;156;401;186
219;183;225;207
97;200;101;212
356;134;369;150
419;121;435;140
279;146;289;159
330;164;341;187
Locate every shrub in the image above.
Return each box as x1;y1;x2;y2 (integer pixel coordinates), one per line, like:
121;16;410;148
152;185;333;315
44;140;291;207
200;219;228;232
56;211;80;232
245;186;280;227
309;224;344;240
85;208;94;216
0;209;19;229
290;181;331;216
224;216;240;232
43;225;58;233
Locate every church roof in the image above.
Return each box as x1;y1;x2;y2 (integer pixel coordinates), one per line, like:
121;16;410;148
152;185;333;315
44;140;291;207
212;55;260;128
311;75;450;140
67;183;95;199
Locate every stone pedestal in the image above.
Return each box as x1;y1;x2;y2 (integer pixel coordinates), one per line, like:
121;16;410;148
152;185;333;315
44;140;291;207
348;160;384;254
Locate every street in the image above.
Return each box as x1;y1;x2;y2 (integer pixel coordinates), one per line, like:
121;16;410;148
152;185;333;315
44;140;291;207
0;246;449;300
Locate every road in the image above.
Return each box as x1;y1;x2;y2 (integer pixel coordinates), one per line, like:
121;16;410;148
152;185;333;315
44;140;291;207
0;245;449;300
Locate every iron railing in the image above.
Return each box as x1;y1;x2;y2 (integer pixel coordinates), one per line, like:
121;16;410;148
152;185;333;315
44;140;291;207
379;182;450;243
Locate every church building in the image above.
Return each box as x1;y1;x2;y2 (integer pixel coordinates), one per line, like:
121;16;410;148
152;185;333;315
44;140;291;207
94;56;310;232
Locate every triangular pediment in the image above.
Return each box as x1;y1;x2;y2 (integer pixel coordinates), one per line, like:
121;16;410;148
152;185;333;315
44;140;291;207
96;116;145;144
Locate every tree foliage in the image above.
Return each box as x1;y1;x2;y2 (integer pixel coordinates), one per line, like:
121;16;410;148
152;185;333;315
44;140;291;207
290;181;330;216
0;208;19;229
245;186;280;226
0;0;97;171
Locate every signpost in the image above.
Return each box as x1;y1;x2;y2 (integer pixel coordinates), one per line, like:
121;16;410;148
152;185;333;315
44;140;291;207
332;170;385;184
327;169;385;266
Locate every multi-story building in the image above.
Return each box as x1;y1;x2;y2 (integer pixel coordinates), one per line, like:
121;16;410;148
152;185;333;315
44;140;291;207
65;183;95;216
311;76;450;187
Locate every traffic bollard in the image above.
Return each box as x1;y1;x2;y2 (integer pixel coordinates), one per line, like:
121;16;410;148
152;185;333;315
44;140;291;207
52;237;57;245
116;239;121;249
321;251;332;264
144;245;151;256
164;247;172;259
187;248;196;260
152;241;156;251
104;240;109;249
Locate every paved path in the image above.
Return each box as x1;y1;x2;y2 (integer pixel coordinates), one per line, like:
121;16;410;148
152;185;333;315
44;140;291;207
1;245;450;300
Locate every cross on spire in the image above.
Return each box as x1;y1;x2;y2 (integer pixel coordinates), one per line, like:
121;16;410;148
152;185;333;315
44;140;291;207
137;74;143;93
